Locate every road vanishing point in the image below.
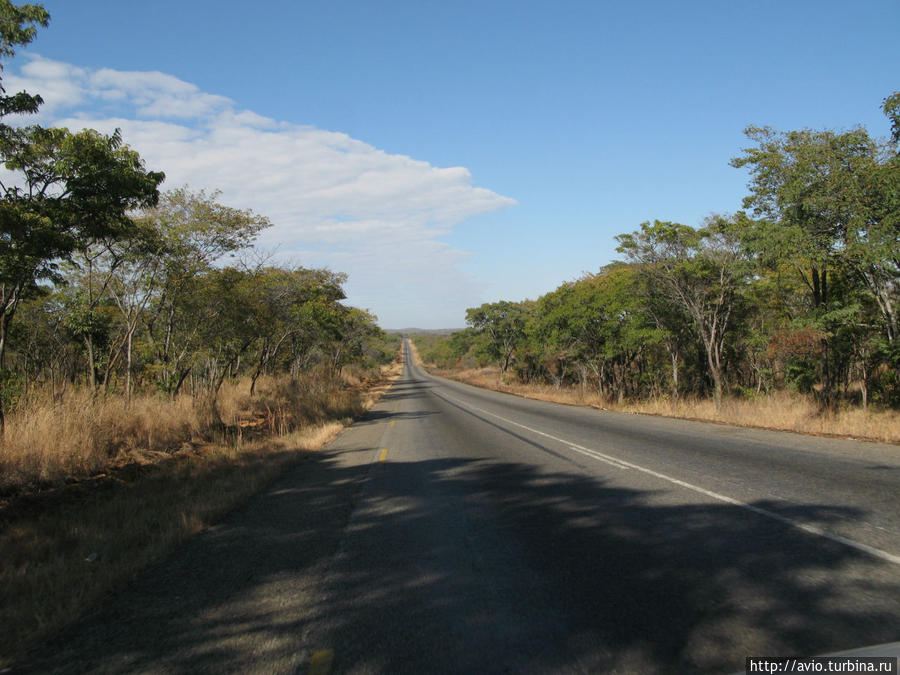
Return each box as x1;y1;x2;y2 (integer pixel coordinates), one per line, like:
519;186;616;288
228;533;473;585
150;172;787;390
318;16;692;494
22;339;900;673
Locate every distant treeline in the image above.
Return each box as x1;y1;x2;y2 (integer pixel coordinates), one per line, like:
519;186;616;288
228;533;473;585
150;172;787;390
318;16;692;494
418;94;900;409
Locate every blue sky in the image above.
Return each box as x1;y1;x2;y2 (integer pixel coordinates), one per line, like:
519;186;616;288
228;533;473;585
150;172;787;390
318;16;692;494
7;0;899;327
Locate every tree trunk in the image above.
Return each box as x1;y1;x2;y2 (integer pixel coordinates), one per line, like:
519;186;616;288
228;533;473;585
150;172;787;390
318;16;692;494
126;330;133;402
711;369;723;408
669;345;680;399
860;358;869;410
250;340;270;397
501;349;512;374
704;340;724;408
0;311;10;433
85;336;97;390
821;337;833;409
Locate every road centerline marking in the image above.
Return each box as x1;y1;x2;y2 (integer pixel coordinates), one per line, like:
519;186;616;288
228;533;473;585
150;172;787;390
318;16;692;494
379;448;388;462
435;389;900;566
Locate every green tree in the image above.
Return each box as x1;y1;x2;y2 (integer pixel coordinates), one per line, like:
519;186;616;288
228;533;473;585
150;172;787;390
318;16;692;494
635;270;694;399
534;265;654;401
883;91;900;148
190;267;264;426
466;300;529;376
246;266;346;395
0;4;164;425
731;122;897;402
616;217;751;406
0;0;47;119
327;306;382;376
139;188;269;394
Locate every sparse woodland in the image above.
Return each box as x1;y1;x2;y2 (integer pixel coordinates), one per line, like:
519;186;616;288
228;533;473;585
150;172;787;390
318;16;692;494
0;1;896;664
0;4;397;489
0;4;401;658
417;93;900;433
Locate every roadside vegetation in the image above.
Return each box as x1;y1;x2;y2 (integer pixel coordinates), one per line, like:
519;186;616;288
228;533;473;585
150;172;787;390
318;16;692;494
0;3;403;665
413;92;900;444
0;360;402;667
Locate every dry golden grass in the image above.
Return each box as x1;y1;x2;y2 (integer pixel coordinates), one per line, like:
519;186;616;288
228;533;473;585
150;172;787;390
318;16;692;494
362;360;403;409
0;389;199;489
0;362;401;668
426;364;900;445
621;392;900;444
0;364;403;494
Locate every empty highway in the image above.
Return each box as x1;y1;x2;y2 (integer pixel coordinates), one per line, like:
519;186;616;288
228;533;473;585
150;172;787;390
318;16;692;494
21;339;900;673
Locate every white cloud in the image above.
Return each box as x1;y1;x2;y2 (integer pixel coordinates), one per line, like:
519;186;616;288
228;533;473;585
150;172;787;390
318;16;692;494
7;55;516;327
5;58;88;113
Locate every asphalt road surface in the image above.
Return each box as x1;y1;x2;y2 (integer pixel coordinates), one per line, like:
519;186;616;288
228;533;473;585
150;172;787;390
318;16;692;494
20;339;900;673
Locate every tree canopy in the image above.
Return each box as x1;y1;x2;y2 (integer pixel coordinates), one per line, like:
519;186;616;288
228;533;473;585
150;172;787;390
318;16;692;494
0;3;390;429
422;93;900;410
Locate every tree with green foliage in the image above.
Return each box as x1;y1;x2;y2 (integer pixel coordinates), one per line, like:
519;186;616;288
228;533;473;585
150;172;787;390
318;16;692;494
328;306;383;376
138;188;269;394
617;217;750;406
247;266;347;395
634;268;695;399
533;265;654;401
0;1;47;119
731;119;898;403
466;300;529;376
0;2;164;426
883;91;900;148
190;266;268;425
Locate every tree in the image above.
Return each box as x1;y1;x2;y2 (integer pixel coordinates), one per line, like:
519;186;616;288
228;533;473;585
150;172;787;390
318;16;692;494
534;265;654;401
466;300;529;376
634;268;694;399
327;306;382;376
105;223;168;399
0;4;164;426
0;1;47;119
616;217;750;406
139;188;269;394
731;122;897;402
883;91;900;148
731;125;882;306
190;267;263;426
246;266;346;395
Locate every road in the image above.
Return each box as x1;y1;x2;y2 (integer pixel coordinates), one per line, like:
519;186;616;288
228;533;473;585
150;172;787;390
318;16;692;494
21;339;900;673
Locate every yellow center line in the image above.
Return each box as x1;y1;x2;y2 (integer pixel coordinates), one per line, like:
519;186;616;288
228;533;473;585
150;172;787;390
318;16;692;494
390;420;395;427
308;649;334;675
379;448;388;462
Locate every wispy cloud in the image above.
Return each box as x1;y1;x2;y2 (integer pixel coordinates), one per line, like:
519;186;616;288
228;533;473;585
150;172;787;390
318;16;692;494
6;55;516;326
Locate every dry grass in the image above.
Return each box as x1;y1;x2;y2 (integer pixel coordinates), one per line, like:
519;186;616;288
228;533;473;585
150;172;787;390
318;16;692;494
0;390;200;489
0;364;403;494
218;374;364;435
620;392;900;444
424;364;900;445
0;362;402;668
360;360;404;410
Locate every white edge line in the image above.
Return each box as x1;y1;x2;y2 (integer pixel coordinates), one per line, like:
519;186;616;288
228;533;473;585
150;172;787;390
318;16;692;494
569;445;631;470
437;390;900;567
